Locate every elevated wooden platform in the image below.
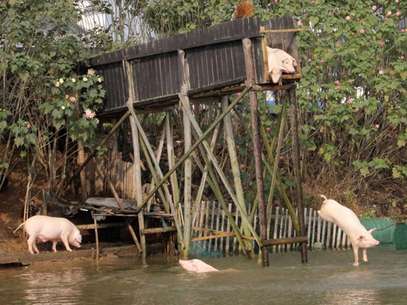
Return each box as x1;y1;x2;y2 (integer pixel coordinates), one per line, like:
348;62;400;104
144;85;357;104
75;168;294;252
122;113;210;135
84;16;300;116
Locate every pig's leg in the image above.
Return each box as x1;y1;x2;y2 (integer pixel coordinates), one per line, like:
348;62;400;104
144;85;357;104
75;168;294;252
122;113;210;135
27;235;38;255
61;234;72;252
52;241;58;252
362;249;368;262
352;245;360;266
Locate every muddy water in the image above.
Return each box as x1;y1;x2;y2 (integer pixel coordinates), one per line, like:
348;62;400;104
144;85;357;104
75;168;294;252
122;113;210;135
1;247;406;305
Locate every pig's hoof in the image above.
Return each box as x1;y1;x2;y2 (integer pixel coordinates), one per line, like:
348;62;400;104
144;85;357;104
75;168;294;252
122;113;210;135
353;262;359;267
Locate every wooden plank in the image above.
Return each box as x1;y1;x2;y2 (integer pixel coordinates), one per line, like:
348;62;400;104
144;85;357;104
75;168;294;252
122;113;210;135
143;226;177;234
77;223;126;230
263;236;308;247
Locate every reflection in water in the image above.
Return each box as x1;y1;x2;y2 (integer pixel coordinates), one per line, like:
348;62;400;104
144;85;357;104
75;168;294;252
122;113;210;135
323;289;380;305
20;268;84;305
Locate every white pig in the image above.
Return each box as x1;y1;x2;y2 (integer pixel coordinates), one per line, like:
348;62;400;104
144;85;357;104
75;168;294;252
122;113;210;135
15;215;82;255
267;47;297;84
318;195;379;266
179;259;219;273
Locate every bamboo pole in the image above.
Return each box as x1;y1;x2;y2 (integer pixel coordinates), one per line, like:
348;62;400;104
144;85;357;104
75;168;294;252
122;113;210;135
124;60;146;263
127;223;142;252
265;105;287;216
191;124;220;226
139;86;251;211
242;38;268;266
288;87;308;263
222;96;247;215
180;98;261;249
191;152;249;256
222;96;252;251
165;114;180;212
93;216;99;260
178;49;193;259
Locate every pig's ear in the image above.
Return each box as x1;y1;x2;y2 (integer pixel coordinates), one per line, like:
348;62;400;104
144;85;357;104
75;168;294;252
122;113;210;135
368;228;376;234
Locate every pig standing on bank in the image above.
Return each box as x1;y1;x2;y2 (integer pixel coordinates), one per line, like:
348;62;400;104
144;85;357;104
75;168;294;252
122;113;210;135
14;215;82;254
318;195;379;266
179;259;219;273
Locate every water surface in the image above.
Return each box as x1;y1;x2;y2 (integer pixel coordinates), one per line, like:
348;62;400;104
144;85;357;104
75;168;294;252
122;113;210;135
1;247;406;305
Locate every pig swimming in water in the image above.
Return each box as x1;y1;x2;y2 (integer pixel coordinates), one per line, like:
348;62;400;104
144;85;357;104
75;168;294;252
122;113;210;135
318;195;379;266
14;215;82;254
179;259;219;273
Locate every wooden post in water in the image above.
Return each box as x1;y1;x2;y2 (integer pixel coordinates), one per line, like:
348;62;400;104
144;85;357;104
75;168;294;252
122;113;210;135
124;60;147;264
288;86;308;263
242;38;269;266
222;95;252;254
178;49;192;259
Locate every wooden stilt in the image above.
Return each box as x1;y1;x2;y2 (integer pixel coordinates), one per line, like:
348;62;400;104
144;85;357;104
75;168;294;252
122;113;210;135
127;223;142;253
178;50;192;259
93;215;99;260
242;38;268;266
222;96;252;252
191;153;249;256
140;87;251;210
180;99;261;249
165;114;180;211
124;60;146;264
288;87;308;263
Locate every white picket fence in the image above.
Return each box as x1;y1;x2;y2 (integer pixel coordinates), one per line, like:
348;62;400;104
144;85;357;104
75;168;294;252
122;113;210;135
191;201;351;255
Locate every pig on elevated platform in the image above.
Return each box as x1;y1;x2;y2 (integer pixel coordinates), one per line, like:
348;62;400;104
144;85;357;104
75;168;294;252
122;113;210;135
15;215;82;255
318;195;379;266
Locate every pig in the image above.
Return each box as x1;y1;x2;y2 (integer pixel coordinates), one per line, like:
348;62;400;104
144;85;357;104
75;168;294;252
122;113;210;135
179;259;219;273
267;47;297;83
318;195;379;266
14;215;82;255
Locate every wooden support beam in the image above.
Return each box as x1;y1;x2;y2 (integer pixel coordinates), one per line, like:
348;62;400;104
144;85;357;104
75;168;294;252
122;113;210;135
127;223;142;252
243;38;269;266
165;114;180;210
288;86;308;263
262;236;308;247
180;98;262;249
133;115;185;248
140;86;252;210
77;222;125;230
93;216;99;260
191;152;250;256
191;123;220;226
222;96;247;215
178;49;193;259
265;104;287;217
124;60;146;263
143;226;177;234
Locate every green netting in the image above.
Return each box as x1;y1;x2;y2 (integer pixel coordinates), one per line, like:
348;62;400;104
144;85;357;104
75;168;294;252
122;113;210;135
361;217;396;244
394;224;407;250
